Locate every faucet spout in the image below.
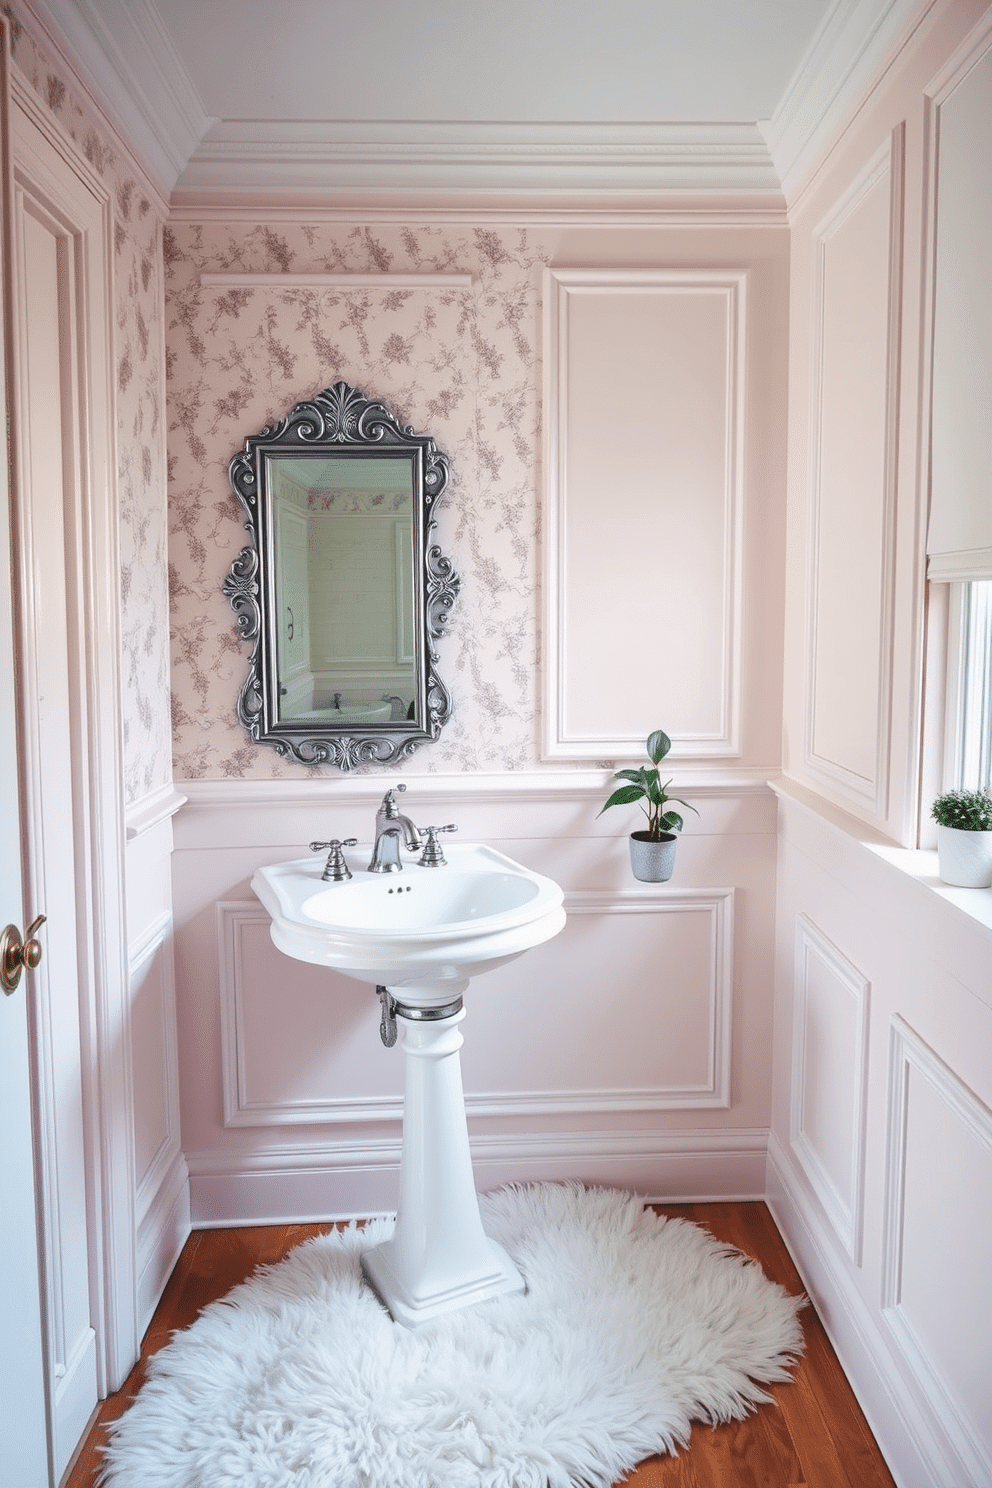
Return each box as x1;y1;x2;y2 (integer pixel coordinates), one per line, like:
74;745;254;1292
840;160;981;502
368;828;403;873
397;816;421;851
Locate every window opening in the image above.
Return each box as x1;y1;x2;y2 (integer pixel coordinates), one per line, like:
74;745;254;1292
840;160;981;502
953;579;992;792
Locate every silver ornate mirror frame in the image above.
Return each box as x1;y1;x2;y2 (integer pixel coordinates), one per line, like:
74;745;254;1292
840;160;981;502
224;381;459;770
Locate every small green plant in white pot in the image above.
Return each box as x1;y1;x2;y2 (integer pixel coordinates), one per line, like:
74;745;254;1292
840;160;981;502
931;787;992;888
599;728;698;882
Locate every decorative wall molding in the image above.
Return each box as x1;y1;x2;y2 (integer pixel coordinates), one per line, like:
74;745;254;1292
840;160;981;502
176;769;775;809
24;0;204;196
217;901;402;1129
170;199;791;227
179;120;782;200
767;0;934;209
881;1018;992;1487
219;887;734;1129
803;128;903;821
789;915;869;1262
199;271;475;290
171;772;776;856
542;267;745;762
124;783;186;840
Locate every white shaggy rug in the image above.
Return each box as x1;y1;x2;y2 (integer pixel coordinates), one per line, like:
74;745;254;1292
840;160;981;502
102;1184;805;1488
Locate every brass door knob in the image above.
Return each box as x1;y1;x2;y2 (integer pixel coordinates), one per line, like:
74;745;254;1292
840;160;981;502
1;914;46;995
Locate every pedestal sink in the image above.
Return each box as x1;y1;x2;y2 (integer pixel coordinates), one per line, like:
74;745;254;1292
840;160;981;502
252;843;566;1326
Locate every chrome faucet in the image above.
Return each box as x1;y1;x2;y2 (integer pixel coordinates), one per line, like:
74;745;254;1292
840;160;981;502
369;785;421;873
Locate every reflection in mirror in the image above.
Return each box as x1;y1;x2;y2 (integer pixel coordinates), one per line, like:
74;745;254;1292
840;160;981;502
224;382;459;770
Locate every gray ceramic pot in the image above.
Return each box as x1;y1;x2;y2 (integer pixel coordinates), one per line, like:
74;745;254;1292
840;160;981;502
628;831;677;882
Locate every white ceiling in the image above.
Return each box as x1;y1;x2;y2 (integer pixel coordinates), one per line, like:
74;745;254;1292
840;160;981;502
27;0;927;203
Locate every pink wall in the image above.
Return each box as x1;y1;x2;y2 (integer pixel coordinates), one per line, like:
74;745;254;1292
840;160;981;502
164;218;793;1268
772;5;992;1484
165;218;788;779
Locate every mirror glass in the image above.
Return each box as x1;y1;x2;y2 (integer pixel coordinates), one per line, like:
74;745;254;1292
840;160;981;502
224;382;459;770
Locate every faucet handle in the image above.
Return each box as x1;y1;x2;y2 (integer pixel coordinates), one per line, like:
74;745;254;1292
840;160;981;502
417;824;458;867
309;838;358;882
379;784;407;817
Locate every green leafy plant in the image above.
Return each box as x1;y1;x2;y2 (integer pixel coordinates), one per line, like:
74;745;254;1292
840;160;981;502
930;787;992;831
599;728;699;841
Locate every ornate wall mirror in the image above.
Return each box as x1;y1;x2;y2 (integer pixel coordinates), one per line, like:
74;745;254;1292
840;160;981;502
224;381;459;769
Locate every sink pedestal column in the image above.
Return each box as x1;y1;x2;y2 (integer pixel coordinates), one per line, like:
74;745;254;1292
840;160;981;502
361;992;525;1327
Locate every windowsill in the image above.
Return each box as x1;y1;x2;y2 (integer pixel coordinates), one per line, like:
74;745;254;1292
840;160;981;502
769;777;992;938
862;843;992;934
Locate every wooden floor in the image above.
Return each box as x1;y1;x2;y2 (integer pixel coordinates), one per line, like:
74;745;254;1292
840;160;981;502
65;1201;895;1488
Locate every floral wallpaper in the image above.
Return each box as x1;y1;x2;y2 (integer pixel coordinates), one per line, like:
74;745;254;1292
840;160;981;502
166;222;553;778
6;1;172;804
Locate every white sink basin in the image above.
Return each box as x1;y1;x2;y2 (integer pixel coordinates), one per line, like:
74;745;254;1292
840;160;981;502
290;701;393;723
252;843;566;998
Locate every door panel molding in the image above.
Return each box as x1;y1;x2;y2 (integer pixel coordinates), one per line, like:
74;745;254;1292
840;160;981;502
8;62;135;1473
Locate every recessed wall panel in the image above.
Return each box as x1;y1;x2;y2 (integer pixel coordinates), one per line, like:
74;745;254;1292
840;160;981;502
790;916;868;1259
129;918;177;1197
219;907;404;1126
544;269;744;759
220;889;734;1125
884;1019;992;1481
461;889;733;1111
806;136;901;813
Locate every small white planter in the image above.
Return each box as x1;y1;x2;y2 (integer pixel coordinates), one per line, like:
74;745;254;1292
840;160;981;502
628;831;677;883
936;824;992;888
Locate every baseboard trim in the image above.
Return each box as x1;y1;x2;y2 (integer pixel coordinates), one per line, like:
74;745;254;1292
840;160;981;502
136;1148;191;1335
766;1132;974;1488
188;1128;769;1227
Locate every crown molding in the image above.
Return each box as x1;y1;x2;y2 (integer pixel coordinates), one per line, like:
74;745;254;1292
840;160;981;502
24;0;210;191
22;0;935;206
175;119;783;198
167;194;790;226
763;0;937;209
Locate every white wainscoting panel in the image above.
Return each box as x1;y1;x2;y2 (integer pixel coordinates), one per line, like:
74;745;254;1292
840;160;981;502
804;130;903;818
218;903;405;1127
125;799;189;1335
789;914;869;1261
130;913;181;1203
543;267;744;760
220;888;734;1129
458;889;734;1113
177;776;773;1226
882;1017;992;1486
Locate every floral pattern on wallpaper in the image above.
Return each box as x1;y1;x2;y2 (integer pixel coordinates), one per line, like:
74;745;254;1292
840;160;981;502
6;2;172;804
166;222;554;778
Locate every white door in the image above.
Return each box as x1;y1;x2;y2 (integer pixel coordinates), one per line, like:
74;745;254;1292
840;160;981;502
0;486;50;1488
5;58;136;1484
13;186;101;1477
0;22;50;1485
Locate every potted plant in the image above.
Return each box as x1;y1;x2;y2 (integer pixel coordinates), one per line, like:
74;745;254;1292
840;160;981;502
931;787;992;888
599;727;698;882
